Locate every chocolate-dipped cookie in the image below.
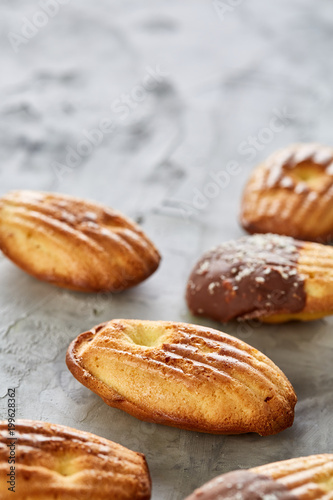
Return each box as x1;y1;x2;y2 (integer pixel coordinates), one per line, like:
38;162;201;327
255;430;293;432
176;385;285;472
185;454;333;500
186;233;333;323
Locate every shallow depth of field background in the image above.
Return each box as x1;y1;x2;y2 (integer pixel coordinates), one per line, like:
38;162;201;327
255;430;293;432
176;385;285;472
1;2;333;499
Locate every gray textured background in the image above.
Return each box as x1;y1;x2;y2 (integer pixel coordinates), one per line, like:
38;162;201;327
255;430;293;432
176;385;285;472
1;1;333;498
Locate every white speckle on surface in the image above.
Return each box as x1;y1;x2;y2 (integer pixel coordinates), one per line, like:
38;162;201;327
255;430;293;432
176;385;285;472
208;282;220;294
84;211;98;221
262;495;279;500
235;267;254;282
295;183;308;194
196;260;210;275
326;163;333;175
280;176;294;188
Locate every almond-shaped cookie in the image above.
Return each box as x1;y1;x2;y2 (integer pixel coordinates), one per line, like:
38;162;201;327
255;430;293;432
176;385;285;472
66;319;297;436
240;143;333;242
186;233;333;323
185;454;333;500
0;419;151;500
0;190;160;292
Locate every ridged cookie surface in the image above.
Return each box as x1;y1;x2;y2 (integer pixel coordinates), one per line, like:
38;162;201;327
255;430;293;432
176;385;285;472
0;190;160;291
240;143;333;242
66;319;297;435
185;454;333;500
0;419;151;500
186;233;333;323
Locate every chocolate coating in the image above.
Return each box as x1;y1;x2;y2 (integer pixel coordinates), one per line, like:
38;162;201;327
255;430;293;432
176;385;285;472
185;470;297;500
186;234;306;322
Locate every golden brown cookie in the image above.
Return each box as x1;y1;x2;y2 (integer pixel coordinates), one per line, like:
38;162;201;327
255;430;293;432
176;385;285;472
0;419;151;500
240;143;333;242
66;319;297;436
186;233;333;323
185;454;333;500
0;190;160;292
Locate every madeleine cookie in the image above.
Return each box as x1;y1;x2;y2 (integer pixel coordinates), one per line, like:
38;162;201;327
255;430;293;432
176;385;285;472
0;190;160;292
185;454;333;500
240;143;333;242
66;319;297;435
186;233;333;323
0;419;151;500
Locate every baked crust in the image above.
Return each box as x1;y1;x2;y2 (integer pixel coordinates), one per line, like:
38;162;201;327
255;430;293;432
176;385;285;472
0;190;160;291
0;419;151;500
252;454;333;496
66;319;297;436
262;240;333;322
185;454;333;499
240;143;333;242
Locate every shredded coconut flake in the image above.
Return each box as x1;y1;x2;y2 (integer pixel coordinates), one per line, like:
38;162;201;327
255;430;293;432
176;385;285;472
208;282;220;294
196;260;210;275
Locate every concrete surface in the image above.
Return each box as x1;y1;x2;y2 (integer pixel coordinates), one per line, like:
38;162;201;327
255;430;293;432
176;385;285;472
1;1;333;498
